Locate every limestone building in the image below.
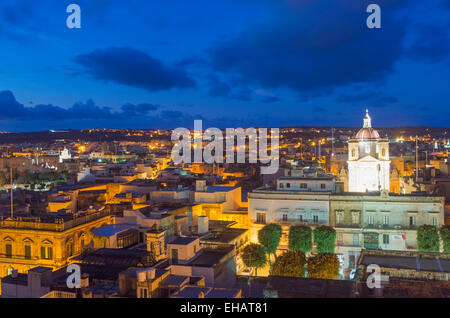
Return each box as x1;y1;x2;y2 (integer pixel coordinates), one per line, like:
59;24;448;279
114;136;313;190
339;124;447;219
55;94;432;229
348;110;390;192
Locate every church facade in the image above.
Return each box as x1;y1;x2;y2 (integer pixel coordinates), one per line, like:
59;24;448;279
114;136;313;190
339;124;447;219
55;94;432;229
348;110;390;192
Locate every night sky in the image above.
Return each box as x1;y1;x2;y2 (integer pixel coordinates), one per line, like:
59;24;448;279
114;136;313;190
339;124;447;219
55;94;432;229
0;0;449;132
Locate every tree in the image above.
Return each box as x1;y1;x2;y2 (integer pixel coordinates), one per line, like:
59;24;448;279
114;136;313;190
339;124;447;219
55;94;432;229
289;225;312;253
440;226;450;253
258;223;282;265
307;253;340;279
313;226;336;253
0;172;6;187
271;251;306;278
417;225;440;252
241;243;267;276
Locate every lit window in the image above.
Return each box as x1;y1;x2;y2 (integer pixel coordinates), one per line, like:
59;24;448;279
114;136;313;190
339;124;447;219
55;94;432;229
41;246;53;260
432;217;437;226
5;244;12;258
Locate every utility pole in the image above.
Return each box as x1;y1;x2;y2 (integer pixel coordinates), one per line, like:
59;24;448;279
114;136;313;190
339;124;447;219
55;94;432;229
10;167;13;219
415;135;418;183
318;139;321;168
331;127;334;157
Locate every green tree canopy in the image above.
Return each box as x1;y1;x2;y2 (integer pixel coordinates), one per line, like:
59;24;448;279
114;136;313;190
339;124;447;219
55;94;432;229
313;226;336;253
0;172;6;187
241;243;267;275
440;226;450;253
289;225;313;253
417;225;440;252
258;223;282;255
271;251;306;278
307;253;340;279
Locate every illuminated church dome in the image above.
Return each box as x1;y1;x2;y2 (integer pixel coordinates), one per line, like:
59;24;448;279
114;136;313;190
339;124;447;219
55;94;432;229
355;109;380;139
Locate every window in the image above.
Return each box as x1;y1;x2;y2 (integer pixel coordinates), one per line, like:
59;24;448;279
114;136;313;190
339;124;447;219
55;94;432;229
286;183;290;188
256;212;266;224
41;246;53;260
5;244;12;258
24;245;31;260
383;215;389;225
300;183;307;189
337;233;343;243
313;215;319;223
409;216;415;226
382;148;386;157
67;243;74;257
351;149;355;157
279;183;284;188
368;215;375;225
353;234;359;246
298;214;303;222
432;217;437;226
383;234;389;245
352;213;359;225
336;213;343;224
282;214;288;221
321;183;326;189
140;288;148;298
171;248;179;264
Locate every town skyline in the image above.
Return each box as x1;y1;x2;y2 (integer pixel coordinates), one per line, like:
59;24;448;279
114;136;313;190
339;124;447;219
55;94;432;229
0;0;449;131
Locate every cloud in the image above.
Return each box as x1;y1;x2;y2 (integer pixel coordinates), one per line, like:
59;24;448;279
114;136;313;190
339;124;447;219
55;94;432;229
74;47;196;91
313;106;325;113
207;0;408;94
336;90;399;107
161;110;183;119
406;24;450;63
0;90;159;120
206;75;252;101
262;96;280;103
121;103;160;116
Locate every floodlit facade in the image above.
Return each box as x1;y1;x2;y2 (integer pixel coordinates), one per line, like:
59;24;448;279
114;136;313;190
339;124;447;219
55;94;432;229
348;110;390;192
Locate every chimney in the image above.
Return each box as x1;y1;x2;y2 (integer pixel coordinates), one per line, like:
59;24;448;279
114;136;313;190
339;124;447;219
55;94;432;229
80;273;89;288
196;180;206;192
198;216;209;235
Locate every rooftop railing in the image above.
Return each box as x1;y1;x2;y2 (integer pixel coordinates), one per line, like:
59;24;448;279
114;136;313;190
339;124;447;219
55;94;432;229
0;210;112;232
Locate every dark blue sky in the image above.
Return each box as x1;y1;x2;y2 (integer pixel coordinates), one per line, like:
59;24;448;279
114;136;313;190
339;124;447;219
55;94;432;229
0;0;449;131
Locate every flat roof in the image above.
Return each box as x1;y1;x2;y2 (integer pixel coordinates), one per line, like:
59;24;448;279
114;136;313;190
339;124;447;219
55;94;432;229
91;224;134;237
360;255;450;273
169;237;198;245
188;248;232;267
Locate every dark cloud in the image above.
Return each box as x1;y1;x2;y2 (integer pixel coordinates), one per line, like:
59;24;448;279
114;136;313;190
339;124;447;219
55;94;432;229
0;90;159;120
161;110;183;119
74;47;196;91
262;96;280;103
208;0;408;94
337;91;399;107
313;106;325;113
121;103;160;116
206;75;252;101
406;24;450;63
